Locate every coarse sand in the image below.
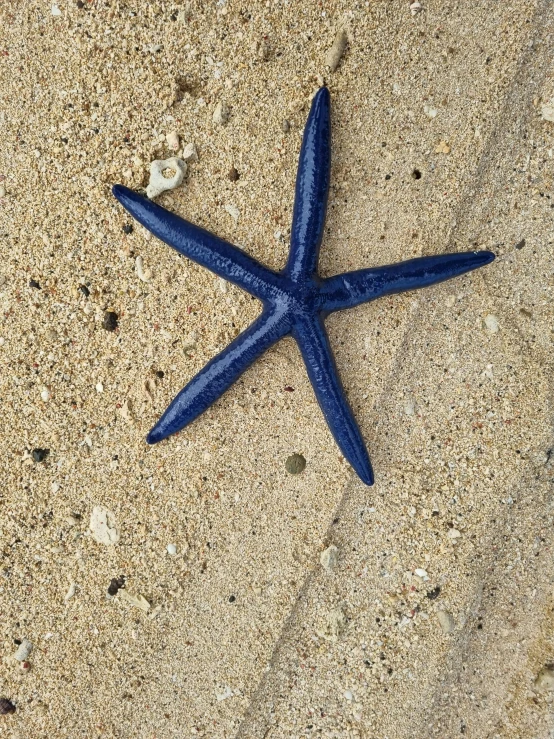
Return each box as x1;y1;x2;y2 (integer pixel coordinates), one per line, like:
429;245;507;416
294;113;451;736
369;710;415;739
1;1;554;737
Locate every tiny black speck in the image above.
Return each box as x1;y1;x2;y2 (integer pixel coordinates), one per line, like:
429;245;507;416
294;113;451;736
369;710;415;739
515;238;525;250
122;224;133;234
29;279;41;289
156;370;164;378
78;284;90;297
412;169;422;180
102;311;118;332
76;0;85;7
228;595;236;603
426;586;441;600
228;167;240;182
385;174;391;180
32;448;49;463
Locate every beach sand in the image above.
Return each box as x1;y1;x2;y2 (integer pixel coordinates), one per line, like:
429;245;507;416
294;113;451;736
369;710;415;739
1;1;553;736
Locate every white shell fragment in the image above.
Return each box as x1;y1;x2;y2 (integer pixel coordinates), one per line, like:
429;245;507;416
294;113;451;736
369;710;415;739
224;203;240;223
320;545;339;572
167;543;177;555
119;590;151;612
437;610;455;633
146;157;186;199
14;639;33;662
212;101;230;126
325;29;348;72
410;2;422;15
484;314;499;333
181;142;198;162
317;606;347;642
535;666;554;691
541;101;554;122
90;505;120;545
64;582;77;603
135;255;152;282
166;130;180;150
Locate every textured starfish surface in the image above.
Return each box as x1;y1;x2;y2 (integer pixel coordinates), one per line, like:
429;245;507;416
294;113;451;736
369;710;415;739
113;87;494;486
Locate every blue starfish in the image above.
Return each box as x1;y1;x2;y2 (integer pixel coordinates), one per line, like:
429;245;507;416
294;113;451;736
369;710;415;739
112;87;494;486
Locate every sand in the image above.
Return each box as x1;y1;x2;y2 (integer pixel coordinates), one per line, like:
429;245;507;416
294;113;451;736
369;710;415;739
1;0;553;737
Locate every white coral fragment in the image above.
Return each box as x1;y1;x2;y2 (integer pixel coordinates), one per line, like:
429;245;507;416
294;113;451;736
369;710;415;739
146;157;186;199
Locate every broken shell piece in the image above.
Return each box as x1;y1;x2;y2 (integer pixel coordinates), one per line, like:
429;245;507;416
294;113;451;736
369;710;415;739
325;29;348;72
118;590;151;612
14;639;33;662
90;505;120;545
135;255;152;282
224;203;240;223
212;101;230;125
166;131;180;150
146;157;186;199
181;142;198;162
410;2;422;15
541;101;554;122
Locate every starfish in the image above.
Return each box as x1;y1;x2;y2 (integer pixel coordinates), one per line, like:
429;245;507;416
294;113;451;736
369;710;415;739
112;87;494;486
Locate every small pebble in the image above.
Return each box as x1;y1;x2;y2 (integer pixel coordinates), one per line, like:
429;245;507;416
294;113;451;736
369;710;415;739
423;104;437;119
181;142;198;162
14;638;33;662
0;184;6;197
0;698;16;715
447;528;461;539
51;4;62;16
224;203;240;223
122;224;133;234
32;448;49;463
281;119;291;133
320;545;339;572
212;101;230;126
64;582;76;602
228;166;239;182
19;661;31;672
437;609;455;634
167;543;177;555
29;279;41;289
78;284;90;297
535;666;554;691
40;387;50;402
414;567;428;579
107;576;125;596
102;311;118;332
410;1;422;15
515;238;526;250
484;314;499;333
325;29;348;72
166;130;180;150
285;453;306;475
95;382;103;393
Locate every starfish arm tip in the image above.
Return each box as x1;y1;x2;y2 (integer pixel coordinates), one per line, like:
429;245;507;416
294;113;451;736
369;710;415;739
146;426;165;445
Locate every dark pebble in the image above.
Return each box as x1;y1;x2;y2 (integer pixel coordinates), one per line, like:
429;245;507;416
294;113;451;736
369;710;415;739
412;168;422;180
0;698;16;715
285;453;306;475
76;0;84;7
78;284;90;297
426;586;441;600
156;370;164;378
32;448;49;463
228;595;236;603
515;238;526;250
102;311;118;332
29;279;41;289
107;576;125;596
122;224;133;234
228;167;239;182
281;119;290;133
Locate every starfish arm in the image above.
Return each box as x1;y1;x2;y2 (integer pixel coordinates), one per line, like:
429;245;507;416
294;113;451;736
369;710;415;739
112;185;280;300
285;87;331;282
293;314;374;486
320;251;495;313
147;308;291;444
